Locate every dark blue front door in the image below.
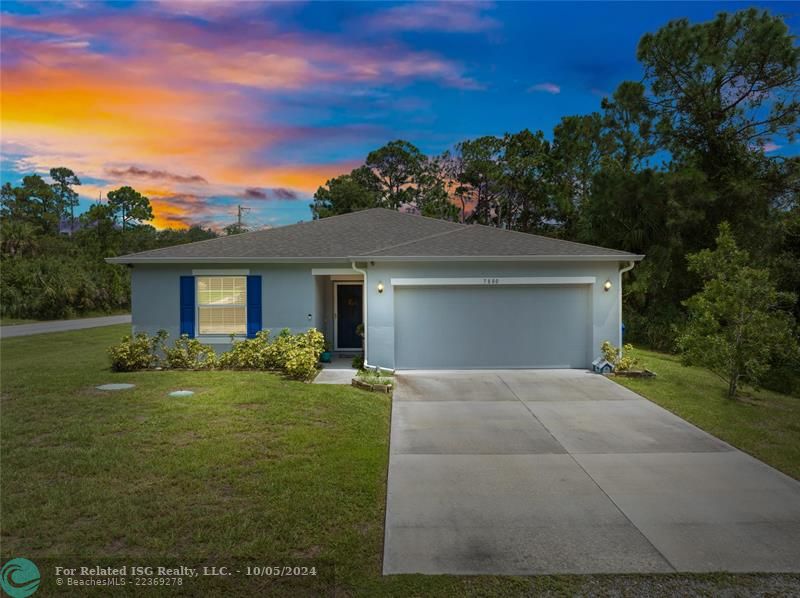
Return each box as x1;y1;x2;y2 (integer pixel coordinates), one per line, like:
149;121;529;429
336;284;363;349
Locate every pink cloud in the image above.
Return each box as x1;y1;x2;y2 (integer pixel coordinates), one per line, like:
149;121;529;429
527;82;561;94
367;2;499;33
3;10;480;91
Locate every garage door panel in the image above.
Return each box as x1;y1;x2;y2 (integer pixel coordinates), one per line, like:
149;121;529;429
395;286;590;369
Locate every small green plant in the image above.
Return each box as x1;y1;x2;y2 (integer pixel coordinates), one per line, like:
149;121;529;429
108;330;167;372
352;354;365;370
601;340;639;372
164;335;217;369
357;369;392;386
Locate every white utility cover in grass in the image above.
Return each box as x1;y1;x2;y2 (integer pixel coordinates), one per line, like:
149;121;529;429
96;383;135;391
169;390;195;397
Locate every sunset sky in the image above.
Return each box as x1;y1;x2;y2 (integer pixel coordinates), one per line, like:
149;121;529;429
1;1;796;230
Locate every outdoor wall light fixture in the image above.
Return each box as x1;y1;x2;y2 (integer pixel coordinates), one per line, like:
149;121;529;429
377;281;385;294
603;279;612;292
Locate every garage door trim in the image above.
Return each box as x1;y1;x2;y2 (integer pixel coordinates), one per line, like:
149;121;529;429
391;276;596;287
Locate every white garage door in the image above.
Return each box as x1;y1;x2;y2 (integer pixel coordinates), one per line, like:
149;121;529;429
394;285;591;369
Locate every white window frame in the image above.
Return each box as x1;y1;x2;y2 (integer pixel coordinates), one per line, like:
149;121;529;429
195;275;248;338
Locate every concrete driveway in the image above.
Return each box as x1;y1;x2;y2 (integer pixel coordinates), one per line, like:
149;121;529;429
383;370;800;575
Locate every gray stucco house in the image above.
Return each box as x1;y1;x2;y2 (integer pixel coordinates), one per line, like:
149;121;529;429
108;208;643;370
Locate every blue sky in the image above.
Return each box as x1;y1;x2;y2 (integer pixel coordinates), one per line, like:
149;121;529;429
1;1;797;228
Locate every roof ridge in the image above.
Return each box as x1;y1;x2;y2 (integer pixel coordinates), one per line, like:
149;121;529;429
361;226;466;255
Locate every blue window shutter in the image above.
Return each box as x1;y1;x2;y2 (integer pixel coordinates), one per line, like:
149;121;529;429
246;275;262;338
179;276;195;338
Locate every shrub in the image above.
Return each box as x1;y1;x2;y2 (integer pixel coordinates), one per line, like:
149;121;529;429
107;327;325;381
164;335;217;369
263;328;295;370
282;328;325;380
601;340;640;371
217;330;271;370
108;330;167;371
352;354;365;370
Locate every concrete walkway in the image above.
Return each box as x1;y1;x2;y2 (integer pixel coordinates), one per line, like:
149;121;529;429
383;370;800;575
0;315;131;338
313;355;357;384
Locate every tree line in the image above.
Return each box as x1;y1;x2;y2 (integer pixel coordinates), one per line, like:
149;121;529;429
311;9;800;363
0;172;218;320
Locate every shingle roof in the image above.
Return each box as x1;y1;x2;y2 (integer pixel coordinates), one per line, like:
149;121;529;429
108;208;642;263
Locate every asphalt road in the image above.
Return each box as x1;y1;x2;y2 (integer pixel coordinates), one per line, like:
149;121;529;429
0;315;131;338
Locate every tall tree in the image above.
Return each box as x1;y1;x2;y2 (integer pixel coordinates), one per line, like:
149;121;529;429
600;82;656;170
439;149;471;223
638;8;800;160
551;113;605;235
106;186;153;232
499;129;554;232
0;175;61;235
77;203;118;256
311;166;381;219
365;140;426;209
637;8;800;246
50;167;81;235
411;155;459;221
454;135;505;225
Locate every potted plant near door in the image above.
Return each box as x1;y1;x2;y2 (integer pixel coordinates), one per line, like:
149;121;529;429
319;340;332;363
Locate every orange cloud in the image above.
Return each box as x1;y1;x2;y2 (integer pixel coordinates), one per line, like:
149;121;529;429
1;7;481;228
150;199;192;229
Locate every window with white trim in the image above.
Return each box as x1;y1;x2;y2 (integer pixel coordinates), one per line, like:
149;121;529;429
197;276;247;335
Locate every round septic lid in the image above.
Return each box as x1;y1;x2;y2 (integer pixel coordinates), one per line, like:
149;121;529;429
169;390;195;398
96;383;135;391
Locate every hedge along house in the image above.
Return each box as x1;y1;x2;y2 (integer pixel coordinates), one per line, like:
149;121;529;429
108;208;643;370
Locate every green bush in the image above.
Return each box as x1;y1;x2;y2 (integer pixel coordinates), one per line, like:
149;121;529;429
0;253;129;320
108;330;167;372
107;328;325;381
263;328;295;370
164;335;217;369
217;330;271;370
283;328;325;380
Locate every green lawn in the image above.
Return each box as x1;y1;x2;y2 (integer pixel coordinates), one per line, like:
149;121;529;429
1;327;798;596
613;347;800;481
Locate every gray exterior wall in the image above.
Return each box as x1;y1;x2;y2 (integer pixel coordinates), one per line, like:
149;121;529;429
130;259;627;368
131;263;348;350
363;261;624;370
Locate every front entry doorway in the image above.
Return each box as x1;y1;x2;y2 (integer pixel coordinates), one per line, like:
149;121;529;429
334;282;363;351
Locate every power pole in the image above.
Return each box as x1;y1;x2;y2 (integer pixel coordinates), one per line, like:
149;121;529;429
237;204;251;227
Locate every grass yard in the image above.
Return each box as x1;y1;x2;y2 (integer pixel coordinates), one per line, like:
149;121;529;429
2;327;798;596
613;347;800;481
